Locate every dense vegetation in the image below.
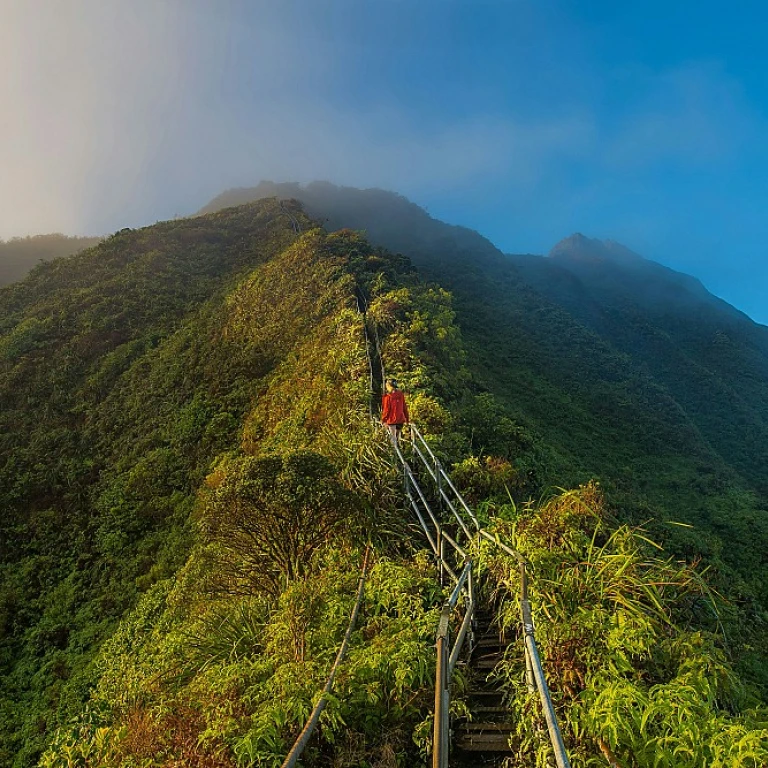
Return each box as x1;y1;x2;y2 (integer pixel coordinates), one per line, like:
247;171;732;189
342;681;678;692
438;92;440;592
0;201;476;765
203;183;768;690
0;202;314;764
0;235;103;287
477;485;768;767
2;193;767;765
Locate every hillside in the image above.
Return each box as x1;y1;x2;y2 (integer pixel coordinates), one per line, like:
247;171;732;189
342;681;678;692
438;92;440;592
512;233;768;497
0;201;316;764
0;235;103;287
0;200;476;766
2;195;767;766
201;185;768;579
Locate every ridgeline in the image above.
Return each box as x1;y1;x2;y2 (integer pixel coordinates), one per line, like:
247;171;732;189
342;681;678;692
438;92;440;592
0;191;766;766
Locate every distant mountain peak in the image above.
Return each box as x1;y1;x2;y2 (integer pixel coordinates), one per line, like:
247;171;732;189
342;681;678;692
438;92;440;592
549;233;644;265
543;232;732;313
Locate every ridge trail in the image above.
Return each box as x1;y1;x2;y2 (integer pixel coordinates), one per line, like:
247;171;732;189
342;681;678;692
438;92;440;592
357;293;570;766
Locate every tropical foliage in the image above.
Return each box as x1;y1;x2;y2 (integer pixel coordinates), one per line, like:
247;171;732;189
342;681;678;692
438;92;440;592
475;484;768;767
0;194;766;766
201;183;768;693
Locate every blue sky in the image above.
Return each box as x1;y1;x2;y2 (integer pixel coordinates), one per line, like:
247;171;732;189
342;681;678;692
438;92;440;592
1;0;766;323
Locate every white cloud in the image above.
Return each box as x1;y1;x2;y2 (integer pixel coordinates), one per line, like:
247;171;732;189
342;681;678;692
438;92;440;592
182;101;594;197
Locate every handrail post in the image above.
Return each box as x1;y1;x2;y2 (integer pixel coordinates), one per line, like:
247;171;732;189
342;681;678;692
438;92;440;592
520;565;571;768
520;562;535;692
434;609;451;768
438;529;444;587
466;566;475;659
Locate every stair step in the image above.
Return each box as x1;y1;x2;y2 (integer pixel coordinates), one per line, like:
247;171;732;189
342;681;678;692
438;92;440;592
455;736;512;754
468;698;505;709
457;721;513;733
475;657;503;670
455;736;513;752
478;626;512;634
475;649;504;660
475;636;507;648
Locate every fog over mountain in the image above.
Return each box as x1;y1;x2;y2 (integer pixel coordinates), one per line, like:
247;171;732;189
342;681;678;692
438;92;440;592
0;235;102;287
2;2;768;322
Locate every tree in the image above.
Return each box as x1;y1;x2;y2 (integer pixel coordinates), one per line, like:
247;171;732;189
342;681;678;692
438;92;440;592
198;452;360;597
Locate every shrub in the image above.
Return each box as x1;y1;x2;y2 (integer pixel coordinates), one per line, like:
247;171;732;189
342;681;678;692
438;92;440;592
198;452;361;597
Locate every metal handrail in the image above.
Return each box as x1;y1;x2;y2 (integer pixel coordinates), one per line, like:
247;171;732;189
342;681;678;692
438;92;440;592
392;437;464;587
281;547;370;767
403;424;571;768
405;486;438;554
362;289;569;766
433;561;474;768
388;430;476;768
362;310;475;763
411;425;480;529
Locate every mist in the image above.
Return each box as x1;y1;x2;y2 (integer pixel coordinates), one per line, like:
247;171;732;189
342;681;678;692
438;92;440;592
1;1;767;323
1;1;558;238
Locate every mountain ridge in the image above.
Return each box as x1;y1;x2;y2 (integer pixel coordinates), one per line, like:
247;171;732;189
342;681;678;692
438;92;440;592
544;231;751;321
200;182;768;614
2;194;768;765
200;183;768;471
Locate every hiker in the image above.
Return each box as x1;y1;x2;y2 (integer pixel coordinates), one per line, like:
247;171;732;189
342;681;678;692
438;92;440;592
382;378;409;441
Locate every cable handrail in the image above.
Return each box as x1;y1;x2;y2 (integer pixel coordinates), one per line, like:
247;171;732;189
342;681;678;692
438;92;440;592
411;425;481;529
280;546;370;768
358;299;568;766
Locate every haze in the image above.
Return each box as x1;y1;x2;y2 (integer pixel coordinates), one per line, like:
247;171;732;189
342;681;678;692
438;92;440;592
1;0;767;323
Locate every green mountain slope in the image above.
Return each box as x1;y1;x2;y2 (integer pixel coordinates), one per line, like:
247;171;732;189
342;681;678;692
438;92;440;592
0;201;315;764
0;235;103;287
512;233;768;496
201;184;768;584
201;185;768;698
3;193;768;766
0;200;470;766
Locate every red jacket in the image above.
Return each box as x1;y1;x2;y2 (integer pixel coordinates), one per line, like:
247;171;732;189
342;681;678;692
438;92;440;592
382;390;409;425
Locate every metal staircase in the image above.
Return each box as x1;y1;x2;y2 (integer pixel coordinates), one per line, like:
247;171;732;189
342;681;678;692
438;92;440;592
281;307;570;767
280;420;571;768
453;606;515;759
392;424;571;768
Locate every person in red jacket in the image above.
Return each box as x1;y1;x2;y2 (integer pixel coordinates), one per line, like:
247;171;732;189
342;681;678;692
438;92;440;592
381;378;409;441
